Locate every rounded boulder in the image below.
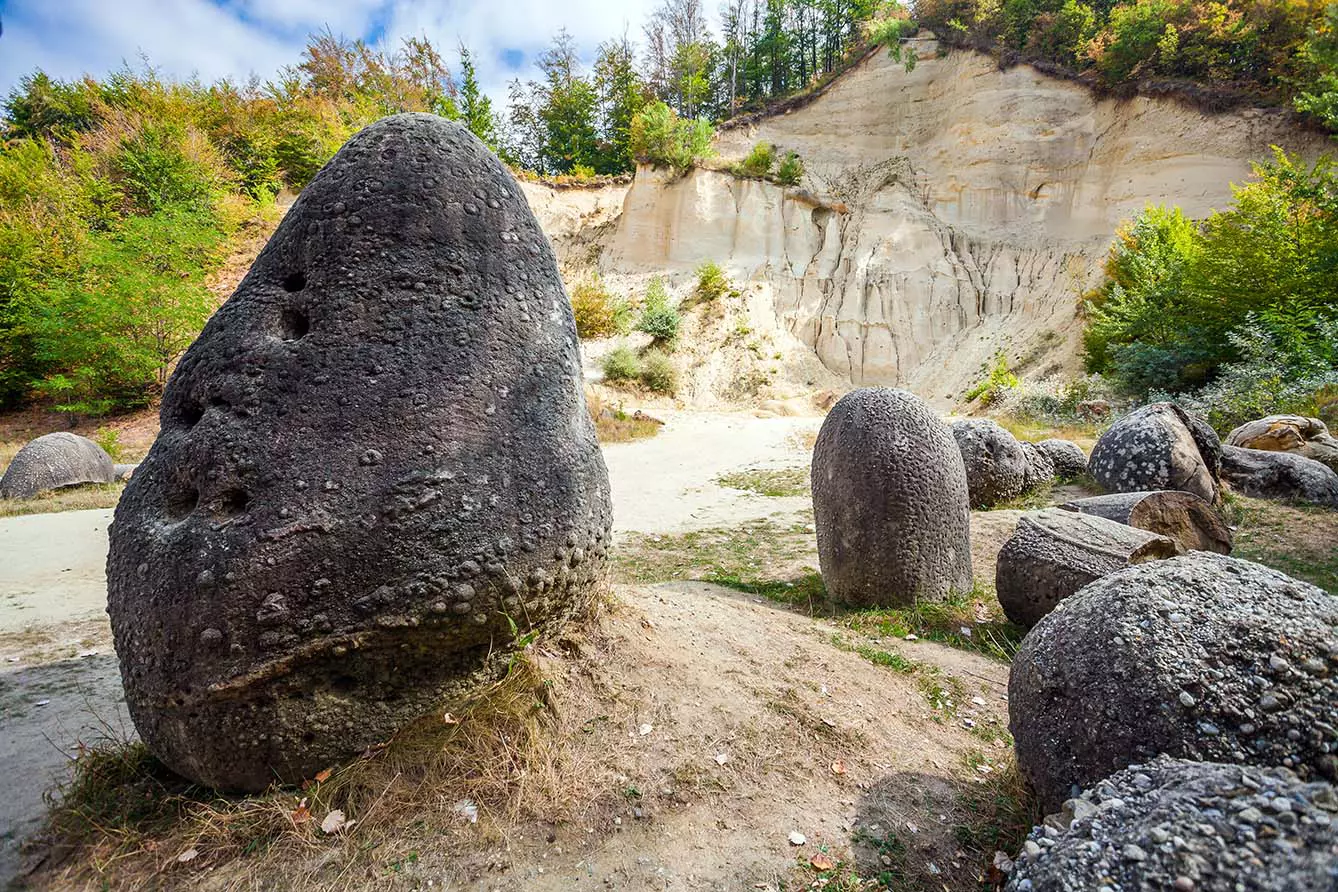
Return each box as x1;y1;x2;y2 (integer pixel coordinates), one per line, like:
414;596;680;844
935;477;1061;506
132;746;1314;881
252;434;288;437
952;419;1028;508
1009;553;1338;811
1088;402;1221;503
0;432;115;499
1034;438;1087;479
812;388;972;608
106;114;613;791
1006;757;1338;892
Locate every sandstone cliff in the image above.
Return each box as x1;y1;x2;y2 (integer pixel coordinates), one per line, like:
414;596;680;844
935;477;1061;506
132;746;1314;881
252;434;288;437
532;39;1332;403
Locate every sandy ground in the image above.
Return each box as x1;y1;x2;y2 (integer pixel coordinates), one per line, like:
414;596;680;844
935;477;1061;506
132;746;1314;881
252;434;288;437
603;409;818;535
0;410;824;885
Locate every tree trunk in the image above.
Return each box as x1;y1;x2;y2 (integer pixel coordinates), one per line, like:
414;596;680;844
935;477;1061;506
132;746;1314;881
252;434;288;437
1060;491;1232;555
996;509;1181;630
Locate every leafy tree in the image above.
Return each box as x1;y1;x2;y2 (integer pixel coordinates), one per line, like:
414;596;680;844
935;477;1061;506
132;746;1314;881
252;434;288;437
594;37;650;173
1085;152;1338;396
31;205;225;413
458;45;497;149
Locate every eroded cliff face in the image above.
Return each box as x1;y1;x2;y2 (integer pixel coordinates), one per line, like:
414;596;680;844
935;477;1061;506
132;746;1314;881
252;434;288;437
593;40;1331;401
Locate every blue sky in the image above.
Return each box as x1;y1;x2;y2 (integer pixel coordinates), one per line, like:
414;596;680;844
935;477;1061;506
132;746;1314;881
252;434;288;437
0;0;670;104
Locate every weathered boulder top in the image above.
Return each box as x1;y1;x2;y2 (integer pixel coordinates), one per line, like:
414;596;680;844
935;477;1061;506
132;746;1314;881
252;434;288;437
107;114;612;787
0;431;115;499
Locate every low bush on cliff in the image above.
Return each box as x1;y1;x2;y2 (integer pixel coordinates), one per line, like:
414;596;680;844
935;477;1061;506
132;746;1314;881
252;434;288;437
734;142;776;178
629;102;714;172
570;275;631;339
635;277;682;347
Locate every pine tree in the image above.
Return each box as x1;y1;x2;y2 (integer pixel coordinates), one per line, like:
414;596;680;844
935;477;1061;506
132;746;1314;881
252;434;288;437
457;45;496;149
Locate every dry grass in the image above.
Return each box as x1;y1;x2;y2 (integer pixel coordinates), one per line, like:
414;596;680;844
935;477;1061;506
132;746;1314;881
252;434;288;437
586;392;662;444
0;482;125;519
716;466;809;497
992;416;1102;451
28;620;628;891
1225;494;1338;593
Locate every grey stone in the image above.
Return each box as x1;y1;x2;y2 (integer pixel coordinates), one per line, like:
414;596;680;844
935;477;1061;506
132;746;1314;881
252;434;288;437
0;432;115;499
1227;414;1338;472
106;114;612;792
1020;441;1057;490
1006;757;1338;892
1088;403;1221;503
952;419;1029;508
1010;553;1337;812
995;509;1180;629
1220;445;1338;508
1034;439;1087;480
812;387;972;608
1059;490;1232;554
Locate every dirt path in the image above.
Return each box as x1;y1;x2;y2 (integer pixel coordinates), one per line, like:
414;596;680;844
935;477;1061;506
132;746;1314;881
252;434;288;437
603;409;818;534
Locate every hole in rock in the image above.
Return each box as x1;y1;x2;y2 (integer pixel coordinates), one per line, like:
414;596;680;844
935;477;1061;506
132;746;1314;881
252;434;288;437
281;271;306;293
331;675;358;694
302;731;316;744
178;400;205;428
214;488;251;518
166;486;199;520
280;306;310;341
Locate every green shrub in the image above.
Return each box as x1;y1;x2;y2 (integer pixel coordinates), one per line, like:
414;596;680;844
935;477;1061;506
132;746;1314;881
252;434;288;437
94;427;123;461
964;350;1019;406
635;277;681;346
1086;152;1338;398
1172;319;1338;433
693;261;731;304
570;276;630;338
30;204;225;412
867;15;919;71
601;345;641;382
629;101;714;171
775;152;804;186
639;350;678;394
734;142;775;178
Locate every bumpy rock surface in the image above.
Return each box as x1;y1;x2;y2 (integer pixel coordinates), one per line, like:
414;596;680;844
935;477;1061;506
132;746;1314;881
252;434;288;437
1060;490;1232;554
1227;414;1338;471
952;419;1029;508
813;388;971;607
1010;553;1338;811
1220;444;1338;508
1034;439;1087;479
1019;441;1057;490
1088;402;1222;503
0;432;115;499
995;509;1179;629
107;114;613;791
1006;757;1338;892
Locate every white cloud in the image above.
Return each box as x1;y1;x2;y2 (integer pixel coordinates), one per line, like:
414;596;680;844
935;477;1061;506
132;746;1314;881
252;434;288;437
0;0;305;91
0;0;714;105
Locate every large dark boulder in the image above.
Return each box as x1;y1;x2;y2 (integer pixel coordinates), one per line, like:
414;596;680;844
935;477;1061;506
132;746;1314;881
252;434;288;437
1060;490;1232;554
952;419;1028;508
995;509;1179;630
813;388;972;608
1006;757;1338;892
1010;553;1338;811
106;114;613;792
1034;438;1087;480
1088;402;1221;503
0;432;115;499
1220;445;1338;508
